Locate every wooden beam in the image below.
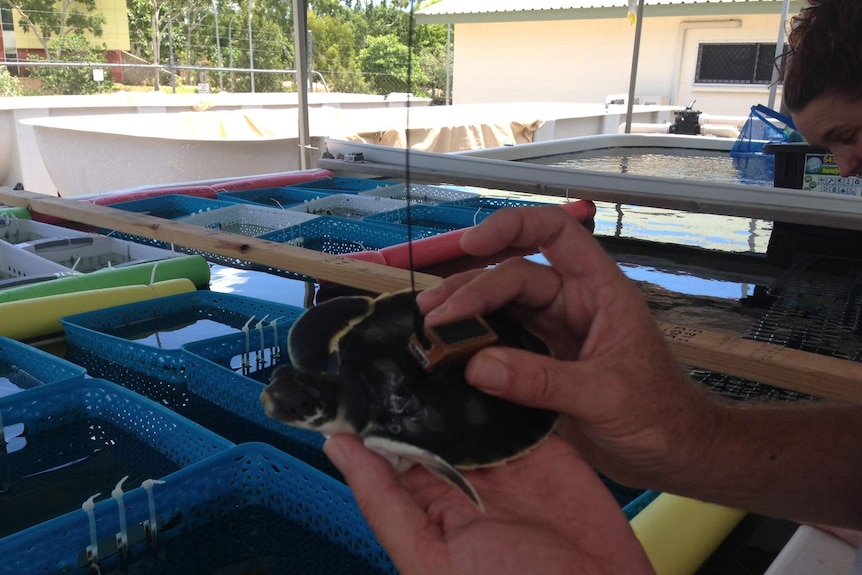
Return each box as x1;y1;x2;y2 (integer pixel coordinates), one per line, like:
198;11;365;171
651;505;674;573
660;324;862;402
3;187;861;402
0;187;441;294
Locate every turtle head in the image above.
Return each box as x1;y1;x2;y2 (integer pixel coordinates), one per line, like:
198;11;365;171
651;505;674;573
260;365;355;435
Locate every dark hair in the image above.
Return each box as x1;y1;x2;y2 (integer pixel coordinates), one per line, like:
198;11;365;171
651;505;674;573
783;0;862;113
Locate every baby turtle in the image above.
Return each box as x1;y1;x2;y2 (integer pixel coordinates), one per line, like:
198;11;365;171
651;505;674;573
260;289;558;510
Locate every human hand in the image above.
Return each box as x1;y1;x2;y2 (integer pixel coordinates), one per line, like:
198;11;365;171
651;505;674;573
324;433;655;575
416;206;717;489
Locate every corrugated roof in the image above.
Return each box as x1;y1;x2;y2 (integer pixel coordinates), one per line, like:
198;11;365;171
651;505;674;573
416;0;798;23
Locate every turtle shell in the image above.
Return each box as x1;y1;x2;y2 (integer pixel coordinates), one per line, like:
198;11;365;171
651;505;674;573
267;289;558;469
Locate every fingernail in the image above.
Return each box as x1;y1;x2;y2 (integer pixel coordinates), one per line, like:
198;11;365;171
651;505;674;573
468;352;509;395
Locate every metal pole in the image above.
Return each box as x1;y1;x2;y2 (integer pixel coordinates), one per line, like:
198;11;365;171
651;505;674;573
293;0;311;169
445;24;452;105
247;0;255;92
228;15;235;90
168;13;176;93
767;0;792;110
213;0;223;91
624;0;645;134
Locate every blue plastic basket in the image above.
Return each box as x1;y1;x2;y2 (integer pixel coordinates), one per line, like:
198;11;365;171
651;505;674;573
0;378;233;541
257;216;437;280
260;216;436;253
107;195;235;220
0;336;86;398
363;204;494;233
287;176;400;194
215;186;334;207
441;196;554;211
61;291;305;389
180;328;337;478
359;183;480;205
99;195;237;250
0;443;394;575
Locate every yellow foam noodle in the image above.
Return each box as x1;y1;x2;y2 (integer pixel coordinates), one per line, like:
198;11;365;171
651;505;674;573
630;493;746;575
0;278;196;341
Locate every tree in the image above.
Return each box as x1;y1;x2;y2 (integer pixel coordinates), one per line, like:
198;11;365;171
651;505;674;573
0;67;23;96
29;34;112;94
7;0;106;54
358;33;426;95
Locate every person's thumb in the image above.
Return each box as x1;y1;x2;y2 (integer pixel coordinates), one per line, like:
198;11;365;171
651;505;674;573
466;347;583;414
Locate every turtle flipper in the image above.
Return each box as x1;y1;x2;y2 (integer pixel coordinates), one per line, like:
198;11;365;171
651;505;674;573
363;436;484;512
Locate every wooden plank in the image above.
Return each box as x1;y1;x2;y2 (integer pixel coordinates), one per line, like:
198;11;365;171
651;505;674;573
0;187;441;294
660;324;862;402
3;187;861;402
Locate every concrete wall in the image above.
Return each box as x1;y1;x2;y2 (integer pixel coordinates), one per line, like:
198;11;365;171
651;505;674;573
451;13;784;116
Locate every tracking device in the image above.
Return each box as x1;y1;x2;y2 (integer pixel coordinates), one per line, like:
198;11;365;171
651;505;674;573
408;315;500;372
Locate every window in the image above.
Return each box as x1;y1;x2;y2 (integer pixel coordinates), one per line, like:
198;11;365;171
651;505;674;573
1;3;13;32
695;43;786;85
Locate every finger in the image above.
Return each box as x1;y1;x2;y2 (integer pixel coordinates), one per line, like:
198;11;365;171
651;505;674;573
323;435;447;573
415;268;485;316
461;206;623;281
422;258;563;326
465;346;595;416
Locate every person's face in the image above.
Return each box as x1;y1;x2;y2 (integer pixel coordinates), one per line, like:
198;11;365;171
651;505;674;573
792;91;862;177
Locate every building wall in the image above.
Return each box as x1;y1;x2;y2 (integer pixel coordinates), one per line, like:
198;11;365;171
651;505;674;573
12;0;130;51
451;13;784;116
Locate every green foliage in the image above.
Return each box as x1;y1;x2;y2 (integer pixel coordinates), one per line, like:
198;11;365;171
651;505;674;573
29;35;113;95
0;67;23;97
359;34;427;95
122;0;451;94
7;0;106;53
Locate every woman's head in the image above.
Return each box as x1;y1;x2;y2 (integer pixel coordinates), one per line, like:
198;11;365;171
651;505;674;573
783;0;862;177
783;0;862;113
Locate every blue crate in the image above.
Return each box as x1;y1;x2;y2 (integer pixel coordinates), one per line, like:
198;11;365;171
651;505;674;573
107;195;235;220
363;204;494;233
441;196;555;210
0;443;394;575
61;291;305;388
215;186;334;207
287;176;400;194
0;378;233;541
256;216;437;280
180;328;338;478
0;336;86;397
260;216;436;254
100;195;237;249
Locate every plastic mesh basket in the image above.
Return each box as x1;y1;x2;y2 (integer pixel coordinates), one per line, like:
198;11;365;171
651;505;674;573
107;195;235;220
258;216;436;272
177;204;319;237
101;195;238;250
359;183;480;205
0;219;92;245
0;443;394;575
288;194;407;219
215;186;334;208
61;291;305;388
180;328;337;478
363;204;493;233
442;196;555;210
0;336;86;397
287;176;400;194
0;378;233;541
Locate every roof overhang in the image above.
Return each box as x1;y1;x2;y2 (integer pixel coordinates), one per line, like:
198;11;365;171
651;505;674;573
415;1;804;25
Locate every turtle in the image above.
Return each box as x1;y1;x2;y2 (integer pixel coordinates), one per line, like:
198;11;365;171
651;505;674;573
259;289;558;510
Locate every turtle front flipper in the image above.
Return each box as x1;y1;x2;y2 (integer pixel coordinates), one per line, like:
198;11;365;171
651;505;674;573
363;436;484;512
